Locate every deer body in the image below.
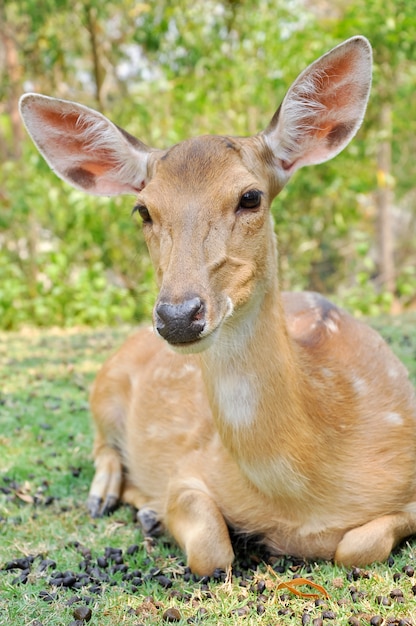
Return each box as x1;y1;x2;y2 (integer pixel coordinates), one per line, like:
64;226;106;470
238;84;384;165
89;287;416;573
20;37;416;575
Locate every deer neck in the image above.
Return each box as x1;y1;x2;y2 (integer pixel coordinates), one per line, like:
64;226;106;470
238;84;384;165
200;280;316;499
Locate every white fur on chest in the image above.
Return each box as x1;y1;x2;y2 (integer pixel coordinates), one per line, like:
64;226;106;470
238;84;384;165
208;301;261;428
213;370;258;427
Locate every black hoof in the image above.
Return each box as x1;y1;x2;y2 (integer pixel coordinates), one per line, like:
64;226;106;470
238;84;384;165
87;495;103;518
102;495;119;515
137;508;163;536
87;494;119;518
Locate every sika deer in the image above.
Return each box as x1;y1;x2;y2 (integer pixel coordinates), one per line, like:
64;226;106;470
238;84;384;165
20;37;416;575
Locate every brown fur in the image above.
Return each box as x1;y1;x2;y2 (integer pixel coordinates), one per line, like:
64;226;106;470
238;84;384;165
19;37;416;574
89;290;416;573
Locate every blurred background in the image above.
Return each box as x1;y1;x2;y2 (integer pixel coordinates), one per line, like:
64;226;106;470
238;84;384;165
0;0;415;330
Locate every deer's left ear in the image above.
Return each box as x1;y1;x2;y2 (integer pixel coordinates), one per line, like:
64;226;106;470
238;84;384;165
262;36;372;176
19;94;154;196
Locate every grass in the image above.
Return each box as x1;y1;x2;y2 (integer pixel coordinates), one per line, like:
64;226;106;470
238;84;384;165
1;317;416;626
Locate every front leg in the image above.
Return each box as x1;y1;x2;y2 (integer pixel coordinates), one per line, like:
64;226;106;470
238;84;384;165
87;434;148;517
87;437;124;517
166;483;235;576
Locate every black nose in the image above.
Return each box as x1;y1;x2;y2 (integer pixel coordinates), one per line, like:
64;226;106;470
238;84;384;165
155;297;206;344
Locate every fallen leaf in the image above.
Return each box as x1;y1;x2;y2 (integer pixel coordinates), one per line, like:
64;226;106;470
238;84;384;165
15;491;34;504
267;565;329;600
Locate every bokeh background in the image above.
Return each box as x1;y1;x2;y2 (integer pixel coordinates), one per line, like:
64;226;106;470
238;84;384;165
1;0;415;329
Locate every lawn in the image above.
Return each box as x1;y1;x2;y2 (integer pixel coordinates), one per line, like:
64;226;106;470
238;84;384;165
1;317;416;626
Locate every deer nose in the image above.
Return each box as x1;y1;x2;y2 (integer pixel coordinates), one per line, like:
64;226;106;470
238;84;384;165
155;296;206;344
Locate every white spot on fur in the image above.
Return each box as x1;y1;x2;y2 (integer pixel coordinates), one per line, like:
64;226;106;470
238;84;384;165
387;365;401;380
179;362;197;376
324;316;339;333
214;373;257;427
225;296;234;319
351;375;367;395
383;411;403;426
403;502;416;515
241;456;308;499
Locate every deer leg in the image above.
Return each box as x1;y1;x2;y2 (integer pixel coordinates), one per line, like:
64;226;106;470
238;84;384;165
335;509;416;567
87;438;123;517
87;433;147;517
166;484;235;576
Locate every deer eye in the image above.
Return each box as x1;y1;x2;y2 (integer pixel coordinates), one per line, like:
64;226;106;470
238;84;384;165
238;189;262;211
132;204;152;224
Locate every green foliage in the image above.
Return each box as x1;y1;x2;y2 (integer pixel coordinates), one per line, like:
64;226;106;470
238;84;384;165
0;0;415;328
0;150;156;329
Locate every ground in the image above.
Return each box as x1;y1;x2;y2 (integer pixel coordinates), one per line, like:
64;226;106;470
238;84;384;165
1;317;416;625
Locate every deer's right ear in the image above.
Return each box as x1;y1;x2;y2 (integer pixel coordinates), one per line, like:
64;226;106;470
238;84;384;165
19;93;153;196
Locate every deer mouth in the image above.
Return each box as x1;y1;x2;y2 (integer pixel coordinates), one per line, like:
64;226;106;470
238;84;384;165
157;319;224;354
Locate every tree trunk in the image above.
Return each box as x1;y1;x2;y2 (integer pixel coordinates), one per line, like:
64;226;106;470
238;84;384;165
375;102;394;293
84;4;104;112
0;0;24;160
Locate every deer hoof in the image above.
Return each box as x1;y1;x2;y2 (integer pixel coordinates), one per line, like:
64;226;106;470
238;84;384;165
137;507;163;536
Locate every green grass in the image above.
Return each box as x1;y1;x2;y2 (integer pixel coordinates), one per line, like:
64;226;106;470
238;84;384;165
1;318;416;626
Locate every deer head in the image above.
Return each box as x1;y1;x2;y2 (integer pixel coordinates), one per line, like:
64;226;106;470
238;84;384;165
19;36;372;352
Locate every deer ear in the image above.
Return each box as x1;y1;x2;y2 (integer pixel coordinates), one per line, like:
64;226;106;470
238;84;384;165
263;36;372;176
19;94;153;196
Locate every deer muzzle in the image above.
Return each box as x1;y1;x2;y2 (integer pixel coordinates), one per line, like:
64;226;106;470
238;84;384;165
155;296;206;345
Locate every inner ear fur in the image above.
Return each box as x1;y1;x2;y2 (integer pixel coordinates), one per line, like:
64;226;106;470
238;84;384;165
19;93;153;196
263;36;372;174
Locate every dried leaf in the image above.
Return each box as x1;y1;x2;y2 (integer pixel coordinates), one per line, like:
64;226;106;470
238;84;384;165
267;565;329;600
15;491;34;504
276;577;329;599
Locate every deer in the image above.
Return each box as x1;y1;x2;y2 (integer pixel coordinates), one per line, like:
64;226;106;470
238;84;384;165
19;36;416;576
